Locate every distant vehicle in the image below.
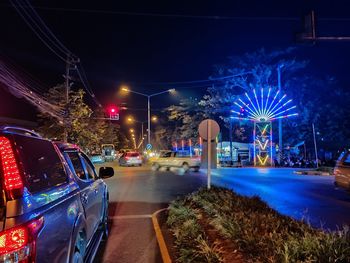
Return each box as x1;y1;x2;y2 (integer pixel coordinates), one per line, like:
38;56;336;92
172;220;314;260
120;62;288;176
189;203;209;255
0;126;114;262
152;150;201;172
119;152;142;166
90;153;105;164
101;144;115;162
335;150;350;190
116;149;132;160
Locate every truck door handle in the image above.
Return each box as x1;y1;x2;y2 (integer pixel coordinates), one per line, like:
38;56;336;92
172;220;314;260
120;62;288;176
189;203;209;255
81;193;88;204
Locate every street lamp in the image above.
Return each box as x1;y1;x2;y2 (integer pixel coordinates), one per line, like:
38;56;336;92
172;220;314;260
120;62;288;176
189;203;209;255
127;116;148;149
121;86;175;146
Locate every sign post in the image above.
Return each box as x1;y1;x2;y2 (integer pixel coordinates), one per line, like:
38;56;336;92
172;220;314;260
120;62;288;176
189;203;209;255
199;119;220;189
207;120;211;189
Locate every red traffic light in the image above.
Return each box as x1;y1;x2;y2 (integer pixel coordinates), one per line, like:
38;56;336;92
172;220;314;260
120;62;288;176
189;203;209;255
107;106;119;120
109;106;118;114
107;106;119;114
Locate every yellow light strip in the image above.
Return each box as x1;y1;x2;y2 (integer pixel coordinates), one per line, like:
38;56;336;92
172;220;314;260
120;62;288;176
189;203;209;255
257;154;269;165
262;124;269;135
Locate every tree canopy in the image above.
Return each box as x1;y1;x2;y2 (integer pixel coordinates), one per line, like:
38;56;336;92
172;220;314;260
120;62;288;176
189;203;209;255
165;48;350;153
38;84;128;151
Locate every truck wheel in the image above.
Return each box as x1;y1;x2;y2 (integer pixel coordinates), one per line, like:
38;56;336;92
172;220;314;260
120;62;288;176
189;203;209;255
152;163;160;171
100;196;109;240
182;163;189;172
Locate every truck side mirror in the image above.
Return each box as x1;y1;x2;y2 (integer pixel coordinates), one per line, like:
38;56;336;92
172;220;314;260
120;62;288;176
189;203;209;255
99;167;114;179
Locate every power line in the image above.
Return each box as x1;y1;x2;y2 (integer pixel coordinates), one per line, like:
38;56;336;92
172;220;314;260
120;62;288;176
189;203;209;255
75;64;102;107
10;0;101;107
116;72;252;89
11;1;67;62
14;0;73;57
21;0;75;57
145;72;252;85
6;4;350;21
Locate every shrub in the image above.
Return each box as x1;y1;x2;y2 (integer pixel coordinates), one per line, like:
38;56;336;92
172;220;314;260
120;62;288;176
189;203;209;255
168;186;350;263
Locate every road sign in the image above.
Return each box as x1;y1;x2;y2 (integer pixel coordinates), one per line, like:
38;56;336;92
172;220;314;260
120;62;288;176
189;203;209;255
199;119;220;140
198;119;220;190
110;114;119;120
146;144;152;150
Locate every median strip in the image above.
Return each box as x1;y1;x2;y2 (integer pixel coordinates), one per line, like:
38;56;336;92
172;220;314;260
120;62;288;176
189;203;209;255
166;186;350;262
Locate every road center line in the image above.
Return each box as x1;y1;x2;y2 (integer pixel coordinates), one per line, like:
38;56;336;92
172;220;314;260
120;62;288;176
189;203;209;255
109;214;152;220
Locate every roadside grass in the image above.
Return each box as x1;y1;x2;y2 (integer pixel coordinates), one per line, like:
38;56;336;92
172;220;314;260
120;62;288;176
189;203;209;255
167;197;224;262
167;187;350;263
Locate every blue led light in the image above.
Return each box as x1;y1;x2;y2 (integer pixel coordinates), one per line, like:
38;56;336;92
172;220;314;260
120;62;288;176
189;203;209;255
233;88;298;121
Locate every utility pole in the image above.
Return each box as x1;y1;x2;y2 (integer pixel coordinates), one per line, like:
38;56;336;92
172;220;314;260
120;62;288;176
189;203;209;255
298;11;350;43
312;123;319;168
141;122;144;149
147;96;151;145
229;119;233;165
63;55;79;142
63;56;71;143
277;64;284;163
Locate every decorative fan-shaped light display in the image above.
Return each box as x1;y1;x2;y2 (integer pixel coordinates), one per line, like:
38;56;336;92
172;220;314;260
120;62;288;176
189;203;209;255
231;88;298;122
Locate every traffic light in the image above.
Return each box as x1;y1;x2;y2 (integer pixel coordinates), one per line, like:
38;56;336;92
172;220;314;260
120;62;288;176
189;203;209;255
108;106;119;120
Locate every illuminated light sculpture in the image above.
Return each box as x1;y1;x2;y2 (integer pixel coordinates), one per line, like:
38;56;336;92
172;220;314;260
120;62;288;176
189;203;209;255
231;88;298;166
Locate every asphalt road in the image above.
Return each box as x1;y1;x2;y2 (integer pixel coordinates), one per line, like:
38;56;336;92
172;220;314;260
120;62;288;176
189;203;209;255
94;163;206;263
94;164;350;262
209;167;350;230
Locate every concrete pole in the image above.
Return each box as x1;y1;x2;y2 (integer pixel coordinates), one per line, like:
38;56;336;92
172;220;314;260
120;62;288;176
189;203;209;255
207;121;211;190
312;123;319;168
147;96;151;145
63;57;70;143
277;65;283;163
229;119;233;165
141;122;144;150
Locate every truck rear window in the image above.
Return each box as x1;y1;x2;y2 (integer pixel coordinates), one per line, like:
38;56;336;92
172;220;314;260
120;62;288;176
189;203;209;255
13;135;68;193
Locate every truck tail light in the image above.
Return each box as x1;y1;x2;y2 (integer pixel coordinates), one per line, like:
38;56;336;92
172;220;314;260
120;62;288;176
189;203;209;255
0;217;44;262
0;136;24;199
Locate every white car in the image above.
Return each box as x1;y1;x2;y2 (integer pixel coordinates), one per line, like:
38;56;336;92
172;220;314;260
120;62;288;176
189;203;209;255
119;152;143;166
152;151;201;172
334;150;350;190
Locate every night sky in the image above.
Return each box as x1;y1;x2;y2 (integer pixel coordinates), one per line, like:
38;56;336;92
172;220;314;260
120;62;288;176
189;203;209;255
1;0;350;123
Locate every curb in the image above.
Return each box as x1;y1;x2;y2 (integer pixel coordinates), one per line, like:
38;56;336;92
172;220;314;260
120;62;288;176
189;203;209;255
294;170;331;176
152;208;172;263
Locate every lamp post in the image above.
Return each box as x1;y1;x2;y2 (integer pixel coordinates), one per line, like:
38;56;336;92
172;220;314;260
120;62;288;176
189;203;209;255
122;87;175;146
277;64;284;163
127;117;146;149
